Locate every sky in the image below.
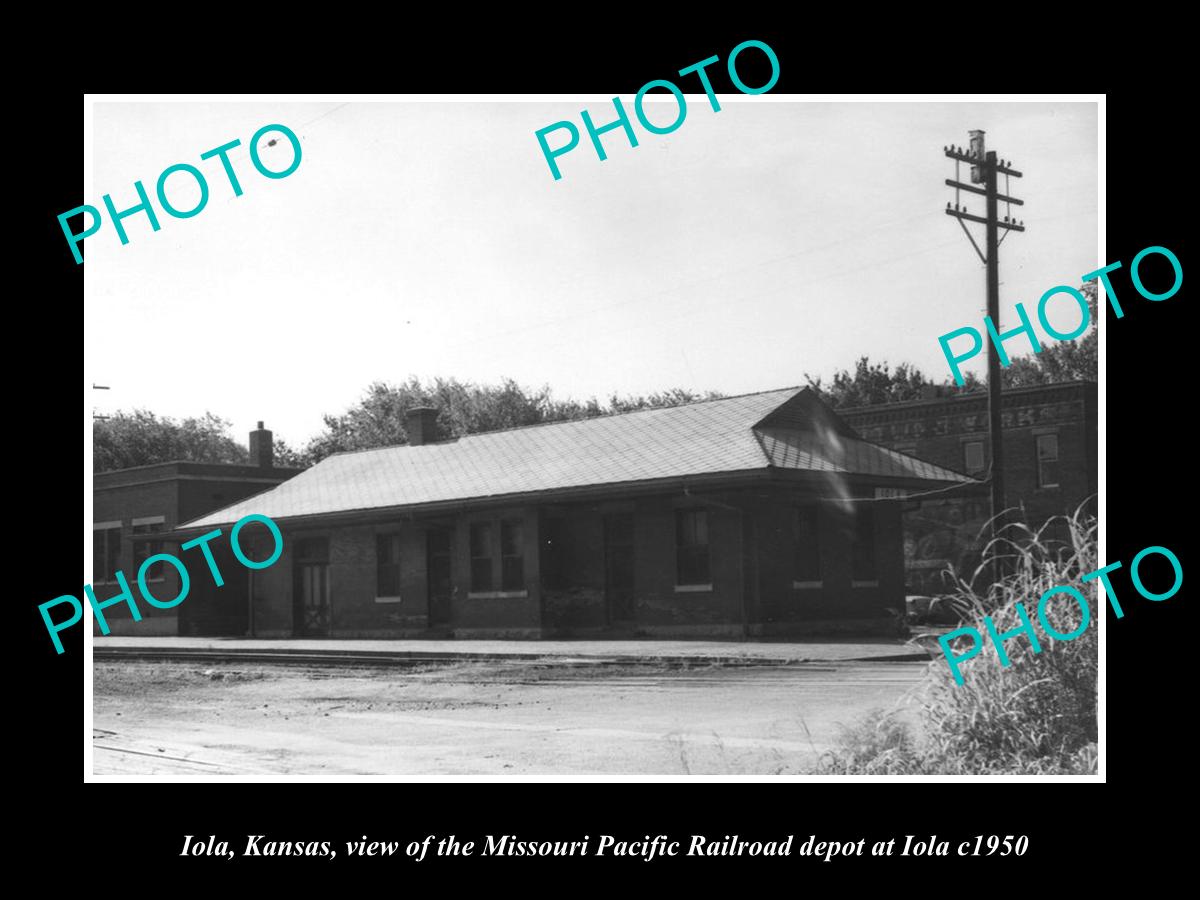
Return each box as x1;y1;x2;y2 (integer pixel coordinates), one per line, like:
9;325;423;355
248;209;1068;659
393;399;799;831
86;98;1098;449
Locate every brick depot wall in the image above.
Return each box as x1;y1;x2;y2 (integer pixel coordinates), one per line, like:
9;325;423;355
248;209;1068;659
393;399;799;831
234;490;910;640
449;507;542;636
327;525;429;635
92;468;301;637
92;480;180;637
541;506;607;634
751;494;903;635
245;523;429;638
539;497;746;637
252;510;545;638
248;536;293;637
179;540;249;636
178;477;288;525
630;495;744;635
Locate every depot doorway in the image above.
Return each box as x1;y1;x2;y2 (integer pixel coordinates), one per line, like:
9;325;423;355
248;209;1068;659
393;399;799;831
293;537;330;637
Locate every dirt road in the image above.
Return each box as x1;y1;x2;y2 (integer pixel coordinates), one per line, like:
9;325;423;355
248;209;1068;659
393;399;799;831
92;659;927;776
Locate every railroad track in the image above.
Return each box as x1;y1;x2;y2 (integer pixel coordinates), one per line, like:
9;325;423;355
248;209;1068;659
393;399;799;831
94;647;926;670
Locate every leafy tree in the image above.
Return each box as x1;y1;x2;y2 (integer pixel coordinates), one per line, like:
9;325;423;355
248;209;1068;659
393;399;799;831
807;282;1097;410
93;381;723;472
999;282;1098;387
93;410;307;472
271;438;309;469
304;377;721;464
607;387;722;414
805;358;979;409
95;411;246;472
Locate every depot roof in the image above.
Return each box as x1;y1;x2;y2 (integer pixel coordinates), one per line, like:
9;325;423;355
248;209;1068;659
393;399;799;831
179;387;975;529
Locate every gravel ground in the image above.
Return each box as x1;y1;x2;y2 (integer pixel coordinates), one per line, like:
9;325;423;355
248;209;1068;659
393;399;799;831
92;659;927;776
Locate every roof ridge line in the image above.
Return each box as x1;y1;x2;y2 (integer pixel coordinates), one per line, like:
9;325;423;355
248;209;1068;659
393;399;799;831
322;385;804;460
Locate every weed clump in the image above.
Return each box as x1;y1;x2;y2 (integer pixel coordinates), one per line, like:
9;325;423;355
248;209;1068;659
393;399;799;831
821;506;1098;775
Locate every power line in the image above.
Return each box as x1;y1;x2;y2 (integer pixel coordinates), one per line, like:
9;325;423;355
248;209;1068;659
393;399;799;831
431;211;951;357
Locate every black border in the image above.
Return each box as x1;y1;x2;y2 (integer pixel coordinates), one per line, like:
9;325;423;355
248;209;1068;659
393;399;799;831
27;25;1188;884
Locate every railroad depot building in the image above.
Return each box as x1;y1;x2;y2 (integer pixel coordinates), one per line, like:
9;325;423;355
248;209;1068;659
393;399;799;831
173;388;973;639
92;423;303;635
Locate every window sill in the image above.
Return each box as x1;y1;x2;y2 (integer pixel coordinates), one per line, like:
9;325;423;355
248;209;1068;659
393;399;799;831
674;584;713;593
852;580;880;588
374;596;403;605
468;590;528;600
792;580;823;590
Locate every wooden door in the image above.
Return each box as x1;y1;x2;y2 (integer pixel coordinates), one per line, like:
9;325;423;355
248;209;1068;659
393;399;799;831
293;537;330;636
427;527;453;626
604;513;635;624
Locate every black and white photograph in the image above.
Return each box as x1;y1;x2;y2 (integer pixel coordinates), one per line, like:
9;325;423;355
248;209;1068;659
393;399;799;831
81;94;1102;779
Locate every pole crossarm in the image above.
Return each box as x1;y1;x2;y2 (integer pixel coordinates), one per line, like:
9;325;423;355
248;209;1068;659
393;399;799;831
943;148;1023;177
945;179;1024;206
944;208;1025;232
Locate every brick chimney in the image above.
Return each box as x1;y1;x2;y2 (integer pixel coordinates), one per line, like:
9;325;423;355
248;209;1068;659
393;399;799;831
249;421;274;468
405;407;439;446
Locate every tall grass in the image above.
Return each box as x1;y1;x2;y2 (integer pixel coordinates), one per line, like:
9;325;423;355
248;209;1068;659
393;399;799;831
821;505;1098;775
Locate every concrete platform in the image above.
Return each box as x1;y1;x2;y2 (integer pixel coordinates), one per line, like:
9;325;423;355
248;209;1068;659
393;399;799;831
93;635;930;665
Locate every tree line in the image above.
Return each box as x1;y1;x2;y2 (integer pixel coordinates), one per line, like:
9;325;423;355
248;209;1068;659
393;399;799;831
94;284;1096;472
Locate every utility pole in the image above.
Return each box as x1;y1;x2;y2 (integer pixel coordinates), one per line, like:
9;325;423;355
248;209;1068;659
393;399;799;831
944;132;1025;554
92;383;111;420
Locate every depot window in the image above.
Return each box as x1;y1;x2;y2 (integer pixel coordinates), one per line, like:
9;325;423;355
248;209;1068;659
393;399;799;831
131;516;166;581
376;533;402;597
470;522;494;592
963;440;985;475
851;508;877;583
93;522;121;584
1037;433;1060;488
793;506;821;583
500;519;525;591
675;508;711;587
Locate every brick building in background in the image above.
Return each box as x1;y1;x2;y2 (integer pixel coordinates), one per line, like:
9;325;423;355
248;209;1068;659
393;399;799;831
840;380;1098;592
170;388;974;640
92;423;303;635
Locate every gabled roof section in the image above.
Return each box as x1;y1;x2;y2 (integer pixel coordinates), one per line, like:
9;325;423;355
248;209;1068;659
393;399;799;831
179;386;974;530
182;389;795;528
753;387;861;439
751;388;972;483
755;428;974;483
